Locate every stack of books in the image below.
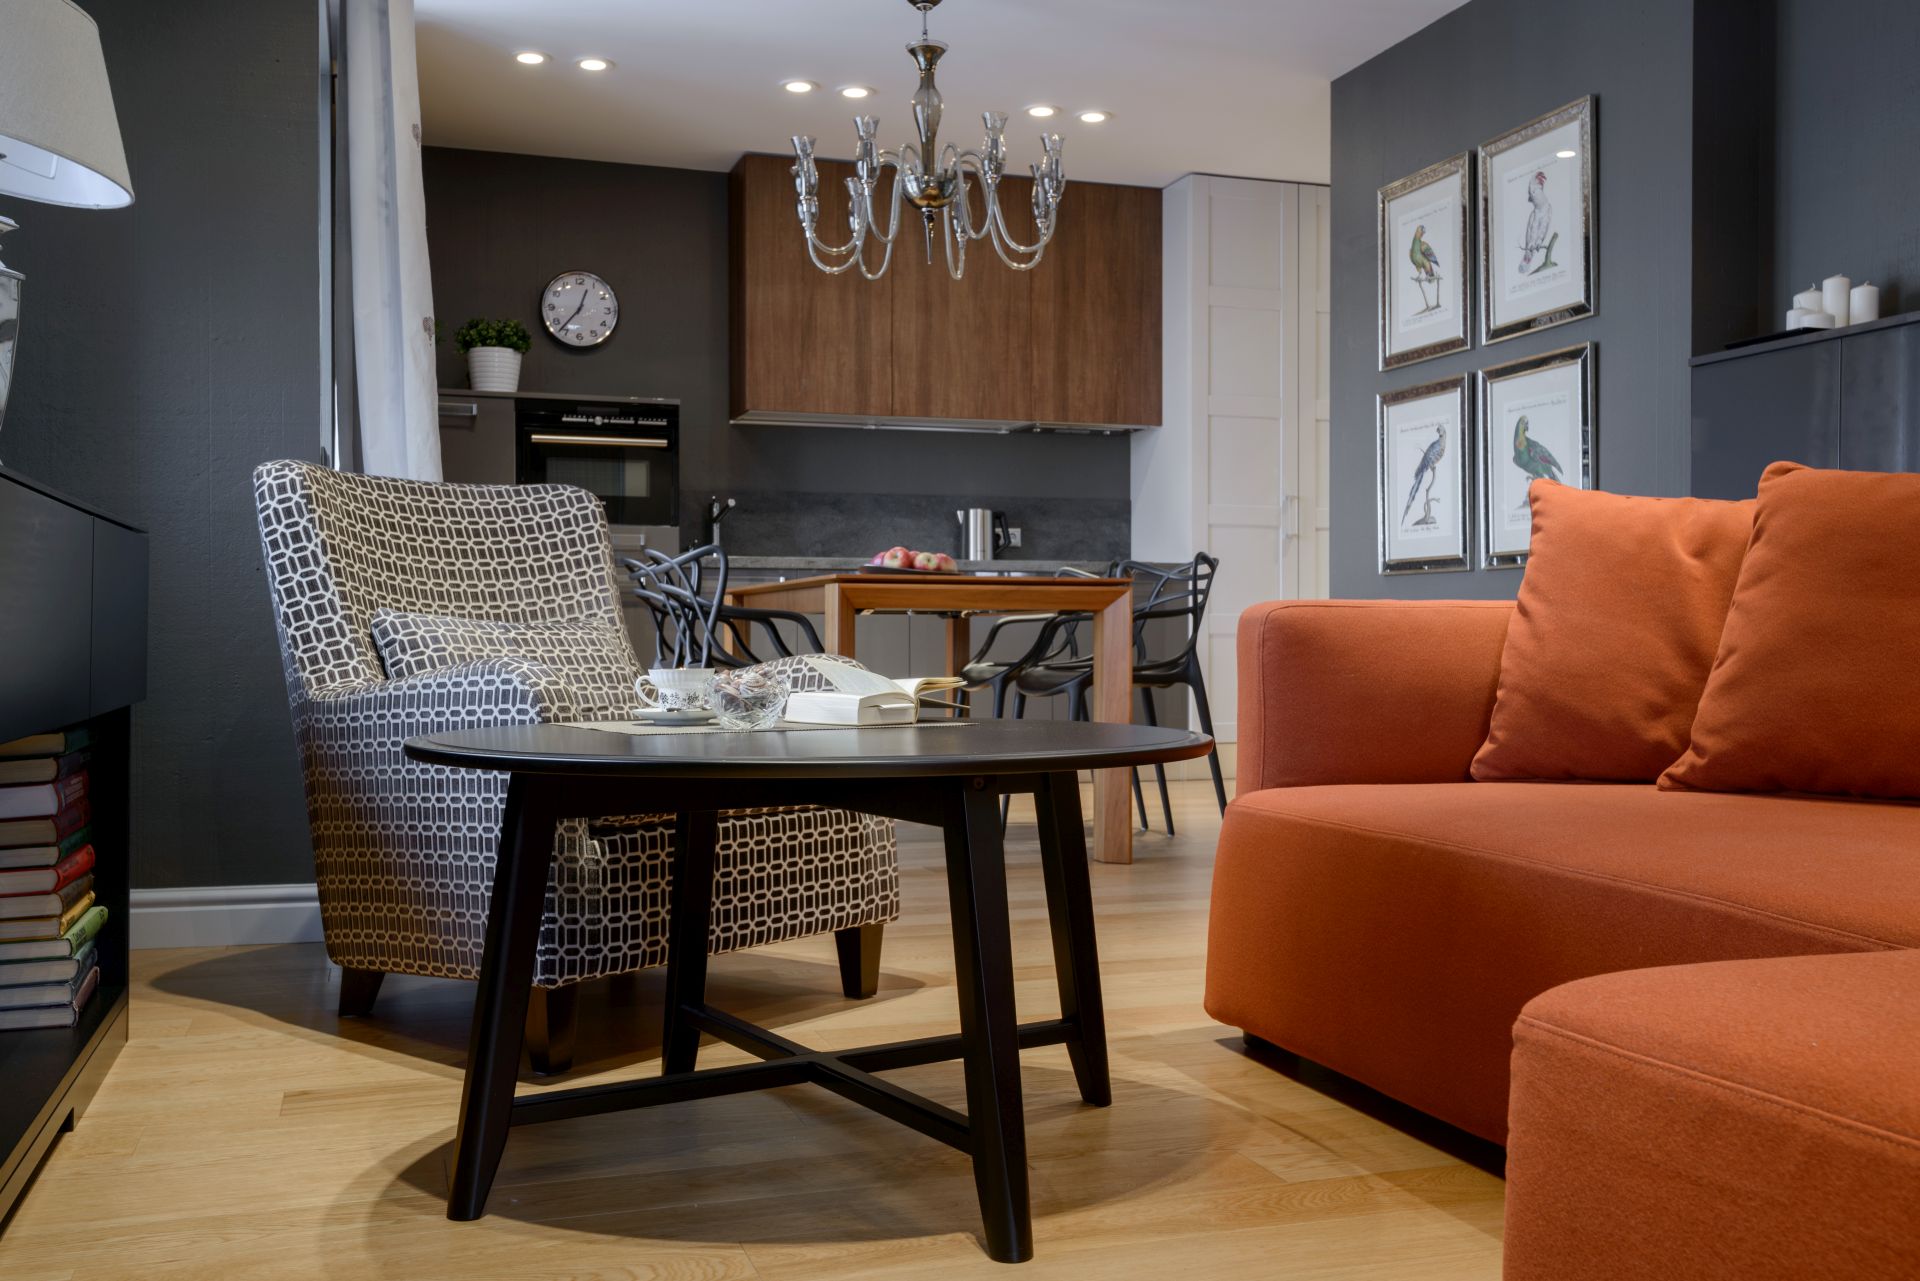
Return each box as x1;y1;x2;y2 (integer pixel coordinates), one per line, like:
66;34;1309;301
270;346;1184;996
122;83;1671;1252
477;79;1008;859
0;730;105;1030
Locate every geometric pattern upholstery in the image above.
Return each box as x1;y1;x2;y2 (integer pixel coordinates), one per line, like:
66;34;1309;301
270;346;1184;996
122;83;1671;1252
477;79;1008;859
252;460;899;987
370;608;642;699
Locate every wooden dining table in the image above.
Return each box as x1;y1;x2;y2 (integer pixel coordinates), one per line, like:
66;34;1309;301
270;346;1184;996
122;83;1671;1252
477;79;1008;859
721;572;1142;863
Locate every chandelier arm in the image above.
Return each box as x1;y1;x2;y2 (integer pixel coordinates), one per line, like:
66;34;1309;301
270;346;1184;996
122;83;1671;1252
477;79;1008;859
806;237;866;274
950;154;998;242
987;230;1048;272
988;200;1056;257
856;216;901;280
943;208;968;280
861;163;909;247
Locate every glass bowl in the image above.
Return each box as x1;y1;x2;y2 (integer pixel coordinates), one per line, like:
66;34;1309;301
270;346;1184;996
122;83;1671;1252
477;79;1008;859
710;667;790;731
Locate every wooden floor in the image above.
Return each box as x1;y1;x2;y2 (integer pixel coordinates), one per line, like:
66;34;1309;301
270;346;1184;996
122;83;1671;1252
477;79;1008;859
0;783;1504;1279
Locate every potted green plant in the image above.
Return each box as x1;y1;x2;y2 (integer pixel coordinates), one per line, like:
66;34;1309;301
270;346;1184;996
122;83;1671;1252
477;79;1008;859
456;317;531;393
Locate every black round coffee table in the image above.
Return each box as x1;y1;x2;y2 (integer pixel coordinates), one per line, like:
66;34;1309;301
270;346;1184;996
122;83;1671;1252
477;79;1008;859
405;720;1211;1265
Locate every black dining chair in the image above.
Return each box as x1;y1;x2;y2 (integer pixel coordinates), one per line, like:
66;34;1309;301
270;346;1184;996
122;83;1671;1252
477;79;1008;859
1009;553;1227;834
622;544;824;668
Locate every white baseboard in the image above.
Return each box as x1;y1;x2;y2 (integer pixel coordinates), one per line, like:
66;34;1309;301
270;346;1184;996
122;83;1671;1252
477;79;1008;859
131;883;323;949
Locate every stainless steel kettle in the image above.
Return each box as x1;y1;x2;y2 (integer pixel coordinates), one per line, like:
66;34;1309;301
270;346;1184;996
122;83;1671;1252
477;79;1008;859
956;508;1010;561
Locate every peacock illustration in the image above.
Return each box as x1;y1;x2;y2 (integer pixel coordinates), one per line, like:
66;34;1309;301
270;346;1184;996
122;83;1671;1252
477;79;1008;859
1510;415;1564;507
1400;425;1448;527
1408;224;1442;314
1518;171;1558;276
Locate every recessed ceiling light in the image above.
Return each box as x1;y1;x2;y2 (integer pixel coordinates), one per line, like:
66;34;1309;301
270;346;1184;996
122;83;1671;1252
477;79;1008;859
1026;104;1058;118
514;51;547;65
839;85;874;99
1077;110;1110;124
1555;149;1577;159
783;79;818;94
577;57;612;72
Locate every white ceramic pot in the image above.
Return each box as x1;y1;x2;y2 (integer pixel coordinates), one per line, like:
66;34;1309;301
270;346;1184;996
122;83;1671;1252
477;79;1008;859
466;346;522;393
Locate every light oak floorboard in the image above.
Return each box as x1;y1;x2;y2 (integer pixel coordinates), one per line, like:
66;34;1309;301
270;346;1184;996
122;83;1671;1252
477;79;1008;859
0;783;1503;1279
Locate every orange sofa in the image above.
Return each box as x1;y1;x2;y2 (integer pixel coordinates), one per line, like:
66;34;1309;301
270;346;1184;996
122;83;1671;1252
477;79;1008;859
1206;599;1920;1275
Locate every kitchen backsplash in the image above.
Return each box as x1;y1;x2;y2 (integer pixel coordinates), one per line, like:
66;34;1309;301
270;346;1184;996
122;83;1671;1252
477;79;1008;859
701;491;1130;565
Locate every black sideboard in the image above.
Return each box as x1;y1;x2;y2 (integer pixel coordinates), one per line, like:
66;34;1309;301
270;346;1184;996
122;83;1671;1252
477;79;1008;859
1690;310;1920;498
0;467;147;1226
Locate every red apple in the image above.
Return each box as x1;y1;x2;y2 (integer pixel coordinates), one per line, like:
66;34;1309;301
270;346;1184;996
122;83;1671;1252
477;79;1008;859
933;552;957;572
881;546;913;569
913;550;941;571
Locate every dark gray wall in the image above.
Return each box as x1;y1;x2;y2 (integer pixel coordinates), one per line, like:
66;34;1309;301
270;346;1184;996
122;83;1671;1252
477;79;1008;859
422;146;1130;564
1328;0;1696;599
3;0;322;888
1772;0;1920;318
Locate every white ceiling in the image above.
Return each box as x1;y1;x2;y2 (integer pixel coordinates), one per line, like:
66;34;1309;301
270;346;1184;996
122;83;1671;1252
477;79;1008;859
414;0;1466;188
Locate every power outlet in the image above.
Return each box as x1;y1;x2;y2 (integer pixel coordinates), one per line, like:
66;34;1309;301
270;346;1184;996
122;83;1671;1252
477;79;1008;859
1006;527;1022;548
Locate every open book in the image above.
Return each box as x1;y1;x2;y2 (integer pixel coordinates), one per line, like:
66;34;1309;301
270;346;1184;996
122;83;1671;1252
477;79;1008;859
785;657;968;725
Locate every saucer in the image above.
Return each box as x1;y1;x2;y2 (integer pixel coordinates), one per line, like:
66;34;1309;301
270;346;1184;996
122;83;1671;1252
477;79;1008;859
635;707;717;726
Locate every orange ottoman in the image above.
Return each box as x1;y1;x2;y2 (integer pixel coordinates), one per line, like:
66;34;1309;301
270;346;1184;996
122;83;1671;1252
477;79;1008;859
1505;950;1920;1280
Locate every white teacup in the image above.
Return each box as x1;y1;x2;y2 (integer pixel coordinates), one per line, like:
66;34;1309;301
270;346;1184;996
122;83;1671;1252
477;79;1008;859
635;667;717;712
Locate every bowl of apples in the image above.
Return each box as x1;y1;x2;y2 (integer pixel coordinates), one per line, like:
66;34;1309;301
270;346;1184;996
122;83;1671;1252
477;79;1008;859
861;546;960;574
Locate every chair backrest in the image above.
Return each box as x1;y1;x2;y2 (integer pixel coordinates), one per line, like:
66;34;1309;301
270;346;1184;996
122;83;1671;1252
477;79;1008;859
1117;553;1218;666
253;460;625;694
625;544;729;668
624;543;818;669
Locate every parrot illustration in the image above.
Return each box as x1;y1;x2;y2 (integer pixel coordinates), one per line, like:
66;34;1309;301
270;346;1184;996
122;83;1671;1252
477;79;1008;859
1408;224;1441;313
1518;171;1557;275
1511;415;1564;503
1400;425;1448;526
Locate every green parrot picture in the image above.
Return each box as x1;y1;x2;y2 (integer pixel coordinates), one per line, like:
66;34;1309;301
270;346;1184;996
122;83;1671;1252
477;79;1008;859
1407;224;1442;315
1510;415;1564;506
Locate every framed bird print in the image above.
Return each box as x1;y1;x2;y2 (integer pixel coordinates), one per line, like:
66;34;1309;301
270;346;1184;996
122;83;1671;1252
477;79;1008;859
1378;376;1471;574
1479;96;1595;344
1479;343;1595;568
1379;153;1470;369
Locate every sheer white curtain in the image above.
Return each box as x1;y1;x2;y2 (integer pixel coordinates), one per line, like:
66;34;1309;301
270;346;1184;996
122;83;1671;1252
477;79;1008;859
343;0;440;480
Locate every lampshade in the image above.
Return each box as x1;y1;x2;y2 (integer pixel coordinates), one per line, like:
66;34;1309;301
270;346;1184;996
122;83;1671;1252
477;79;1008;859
0;0;133;208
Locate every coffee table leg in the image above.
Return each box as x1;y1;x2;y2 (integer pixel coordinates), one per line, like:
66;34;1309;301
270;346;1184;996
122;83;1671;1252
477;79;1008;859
1034;772;1111;1107
942;780;1033;1264
448;774;561;1220
662;809;720;1076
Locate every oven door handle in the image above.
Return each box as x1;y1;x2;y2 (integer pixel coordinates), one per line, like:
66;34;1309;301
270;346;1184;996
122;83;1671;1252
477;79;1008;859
527;433;672;448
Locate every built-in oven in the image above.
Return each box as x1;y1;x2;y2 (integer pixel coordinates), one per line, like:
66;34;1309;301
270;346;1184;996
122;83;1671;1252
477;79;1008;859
514;397;679;531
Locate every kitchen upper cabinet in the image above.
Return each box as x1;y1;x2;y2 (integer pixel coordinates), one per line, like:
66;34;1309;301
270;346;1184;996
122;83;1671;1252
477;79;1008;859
890;175;1036;422
730;153;893;419
1031;180;1162;427
730;153;1161;428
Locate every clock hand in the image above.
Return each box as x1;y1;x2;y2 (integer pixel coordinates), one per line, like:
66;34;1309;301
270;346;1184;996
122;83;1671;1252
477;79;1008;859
558;288;589;336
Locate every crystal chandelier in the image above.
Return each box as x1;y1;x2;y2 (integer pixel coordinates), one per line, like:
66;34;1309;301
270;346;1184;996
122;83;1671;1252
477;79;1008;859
789;0;1066;280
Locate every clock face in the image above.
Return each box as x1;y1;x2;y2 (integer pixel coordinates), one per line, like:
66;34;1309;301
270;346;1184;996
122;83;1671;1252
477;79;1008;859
541;271;619;347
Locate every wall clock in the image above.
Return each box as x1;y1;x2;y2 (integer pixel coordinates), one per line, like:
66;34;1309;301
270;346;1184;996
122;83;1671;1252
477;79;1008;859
541;271;619;347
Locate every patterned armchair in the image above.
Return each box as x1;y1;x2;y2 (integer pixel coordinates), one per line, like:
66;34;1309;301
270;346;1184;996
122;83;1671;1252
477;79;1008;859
252;461;899;1073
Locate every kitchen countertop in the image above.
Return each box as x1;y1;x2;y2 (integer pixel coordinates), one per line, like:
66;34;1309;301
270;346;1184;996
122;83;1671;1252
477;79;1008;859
725;555;1115;576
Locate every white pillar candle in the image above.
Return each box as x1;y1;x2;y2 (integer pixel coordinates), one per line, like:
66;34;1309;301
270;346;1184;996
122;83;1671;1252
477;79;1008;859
1794;284;1824;312
1788;308;1819;328
1822;274;1852;326
1851;282;1881;324
1801;310;1837;329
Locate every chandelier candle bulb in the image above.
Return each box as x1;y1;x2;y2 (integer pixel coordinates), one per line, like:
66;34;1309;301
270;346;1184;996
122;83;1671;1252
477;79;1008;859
788;0;1066;281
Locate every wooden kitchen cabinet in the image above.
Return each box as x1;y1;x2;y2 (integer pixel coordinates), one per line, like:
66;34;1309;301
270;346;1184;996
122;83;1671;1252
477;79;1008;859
1031;180;1162;427
730;153;1161;428
730;153;893;419
890;175;1036;422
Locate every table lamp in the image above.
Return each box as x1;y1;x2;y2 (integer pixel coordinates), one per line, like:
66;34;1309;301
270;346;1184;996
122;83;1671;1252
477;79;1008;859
0;0;135;453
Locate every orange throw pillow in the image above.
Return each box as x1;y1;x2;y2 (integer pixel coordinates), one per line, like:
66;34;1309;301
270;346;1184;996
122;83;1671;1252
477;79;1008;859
1472;482;1754;782
1661;463;1920;799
